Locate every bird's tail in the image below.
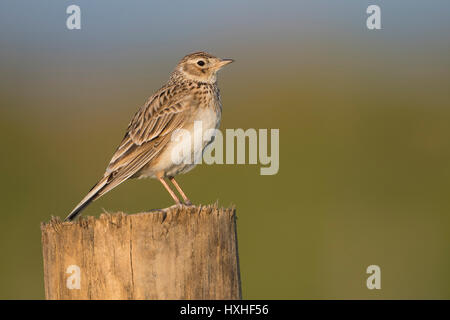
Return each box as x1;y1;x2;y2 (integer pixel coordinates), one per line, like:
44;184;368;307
64;176;109;221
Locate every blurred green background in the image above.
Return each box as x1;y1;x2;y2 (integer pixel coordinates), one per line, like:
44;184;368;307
1;0;449;299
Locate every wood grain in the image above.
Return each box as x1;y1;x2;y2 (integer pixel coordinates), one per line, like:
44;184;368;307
41;204;241;300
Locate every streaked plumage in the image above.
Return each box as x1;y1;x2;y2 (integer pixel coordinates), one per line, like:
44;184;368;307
65;52;233;221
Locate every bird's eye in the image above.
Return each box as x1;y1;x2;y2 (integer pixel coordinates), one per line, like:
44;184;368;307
197;60;205;66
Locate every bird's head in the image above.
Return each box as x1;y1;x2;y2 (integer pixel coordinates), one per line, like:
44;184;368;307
172;52;233;83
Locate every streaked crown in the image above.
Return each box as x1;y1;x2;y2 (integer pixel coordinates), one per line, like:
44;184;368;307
171;51;233;83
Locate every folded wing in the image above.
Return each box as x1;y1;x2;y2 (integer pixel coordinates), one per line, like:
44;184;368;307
65;84;194;221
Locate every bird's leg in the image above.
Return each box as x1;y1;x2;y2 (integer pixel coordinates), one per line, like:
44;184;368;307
157;176;181;204
169;177;192;205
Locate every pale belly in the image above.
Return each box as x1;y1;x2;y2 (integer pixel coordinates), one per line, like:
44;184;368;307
137;106;220;179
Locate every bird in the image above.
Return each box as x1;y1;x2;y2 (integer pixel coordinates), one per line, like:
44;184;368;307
64;52;233;221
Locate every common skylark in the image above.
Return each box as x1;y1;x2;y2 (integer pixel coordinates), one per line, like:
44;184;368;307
65;52;233;221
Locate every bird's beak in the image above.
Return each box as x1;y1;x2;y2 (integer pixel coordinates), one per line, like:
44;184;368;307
216;58;234;69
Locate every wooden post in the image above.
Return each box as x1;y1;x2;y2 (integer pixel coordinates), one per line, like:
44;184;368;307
41;204;241;300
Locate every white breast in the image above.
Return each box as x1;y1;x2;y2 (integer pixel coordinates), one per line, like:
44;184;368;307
191;107;221;162
146;106;221;178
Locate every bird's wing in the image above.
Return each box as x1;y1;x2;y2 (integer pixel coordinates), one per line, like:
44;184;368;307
99;84;195;195
65;84;195;221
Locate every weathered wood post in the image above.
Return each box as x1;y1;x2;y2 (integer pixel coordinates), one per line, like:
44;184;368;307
41;204;241;299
